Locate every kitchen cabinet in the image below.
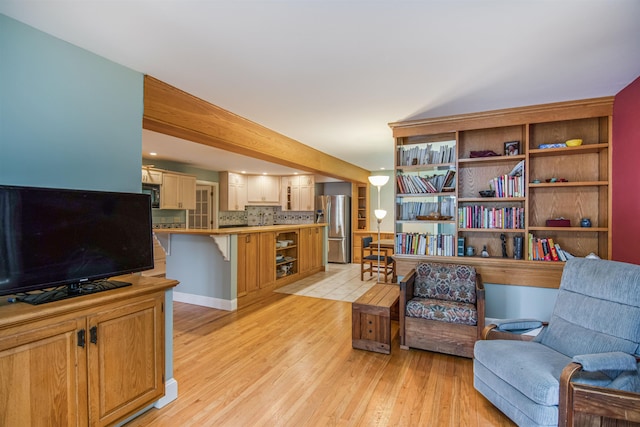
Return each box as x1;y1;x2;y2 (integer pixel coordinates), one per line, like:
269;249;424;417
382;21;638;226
161;172;196;210
259;232;276;288
247;175;280;204
275;230;298;280
298;175;315;211
233;225;325;306
237;232;276;296
220;171;248;211
299;226;323;274
0;277;175;426
237;233;260;296
141;168;162;184
281;175;315;211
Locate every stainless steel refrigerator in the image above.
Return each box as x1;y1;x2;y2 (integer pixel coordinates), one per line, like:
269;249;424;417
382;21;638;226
316;195;350;263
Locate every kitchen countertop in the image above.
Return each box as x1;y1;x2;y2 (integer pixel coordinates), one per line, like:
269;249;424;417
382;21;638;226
153;223;326;235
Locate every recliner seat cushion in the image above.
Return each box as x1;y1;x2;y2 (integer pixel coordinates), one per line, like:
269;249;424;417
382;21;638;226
414;262;476;303
475;340;613;407
406;297;477;325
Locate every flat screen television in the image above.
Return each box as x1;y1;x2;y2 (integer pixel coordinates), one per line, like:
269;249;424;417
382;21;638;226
0;185;154;304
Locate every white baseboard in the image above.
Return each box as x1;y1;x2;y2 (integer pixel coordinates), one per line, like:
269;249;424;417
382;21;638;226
154;377;178;409
173;291;237;311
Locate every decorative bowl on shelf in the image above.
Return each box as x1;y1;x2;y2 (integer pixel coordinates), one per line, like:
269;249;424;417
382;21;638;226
565;138;583;147
479;190;495;197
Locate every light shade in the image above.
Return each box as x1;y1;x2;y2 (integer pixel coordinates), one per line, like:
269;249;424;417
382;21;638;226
368;175;389;187
374;209;387;220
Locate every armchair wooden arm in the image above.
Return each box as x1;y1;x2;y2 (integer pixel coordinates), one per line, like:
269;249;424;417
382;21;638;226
475;274;485;340
398;268;416;348
559;359;640;427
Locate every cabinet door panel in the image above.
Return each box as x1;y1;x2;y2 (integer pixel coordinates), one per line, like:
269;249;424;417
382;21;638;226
179;175;197;210
248;175;280;203
160;173;180;209
238;233;260;295
0;318;86;427
259;232;276;288
87;296;164;426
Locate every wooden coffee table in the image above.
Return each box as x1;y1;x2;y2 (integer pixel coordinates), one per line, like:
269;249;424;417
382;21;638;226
352;284;400;354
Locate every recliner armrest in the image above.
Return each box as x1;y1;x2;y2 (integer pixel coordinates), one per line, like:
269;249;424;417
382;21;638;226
572;352;639;372
481;319;546;341
494;318;543;332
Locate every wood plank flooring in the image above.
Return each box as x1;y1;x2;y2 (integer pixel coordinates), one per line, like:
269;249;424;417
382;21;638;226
125;265;514;427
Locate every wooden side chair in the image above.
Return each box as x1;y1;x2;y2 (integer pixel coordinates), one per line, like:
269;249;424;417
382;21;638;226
360;237;395;283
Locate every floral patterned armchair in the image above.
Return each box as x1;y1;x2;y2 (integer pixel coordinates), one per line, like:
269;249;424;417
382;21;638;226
399;262;485;358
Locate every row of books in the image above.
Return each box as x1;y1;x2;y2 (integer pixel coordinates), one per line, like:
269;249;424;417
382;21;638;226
395;232;456;256
397;199;456;220
528;233;574;261
397;170;456;194
458;206;525;229
489;174;526;198
398;143;456;166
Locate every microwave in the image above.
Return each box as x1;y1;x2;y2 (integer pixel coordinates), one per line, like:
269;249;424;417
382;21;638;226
142;183;160;208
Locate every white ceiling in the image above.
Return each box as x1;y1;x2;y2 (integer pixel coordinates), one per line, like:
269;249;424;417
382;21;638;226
2;1;639;178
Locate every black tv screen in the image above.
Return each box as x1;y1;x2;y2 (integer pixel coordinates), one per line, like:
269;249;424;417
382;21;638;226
0;185;154;298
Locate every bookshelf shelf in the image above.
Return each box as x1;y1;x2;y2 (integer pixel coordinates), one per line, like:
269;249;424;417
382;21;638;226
529;181;608;188
529;226;608;232
397;192;455;198
459;197;526;203
529;143;609;157
458;154;525;164
459;228;524;233
398;220;457;225
389;97;613;288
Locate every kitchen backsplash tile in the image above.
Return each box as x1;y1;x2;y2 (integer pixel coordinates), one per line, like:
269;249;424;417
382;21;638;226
219;205;313;227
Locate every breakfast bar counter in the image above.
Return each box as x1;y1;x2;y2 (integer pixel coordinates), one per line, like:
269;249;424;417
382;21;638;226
153;224;327;310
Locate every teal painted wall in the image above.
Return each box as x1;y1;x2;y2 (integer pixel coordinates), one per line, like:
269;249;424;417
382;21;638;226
0;14;143;192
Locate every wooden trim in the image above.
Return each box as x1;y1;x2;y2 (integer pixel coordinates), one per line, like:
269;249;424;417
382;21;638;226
389;97;614;137
143;75;371;183
394;255;564;288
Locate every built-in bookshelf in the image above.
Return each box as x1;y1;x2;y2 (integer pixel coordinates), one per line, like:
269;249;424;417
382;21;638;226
389;97;613;288
395;135;457;257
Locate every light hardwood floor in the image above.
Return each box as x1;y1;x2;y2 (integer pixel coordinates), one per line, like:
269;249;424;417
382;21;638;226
126;265;514;427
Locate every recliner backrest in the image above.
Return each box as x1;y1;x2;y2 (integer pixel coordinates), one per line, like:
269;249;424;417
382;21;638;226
413;262;477;304
536;258;640;357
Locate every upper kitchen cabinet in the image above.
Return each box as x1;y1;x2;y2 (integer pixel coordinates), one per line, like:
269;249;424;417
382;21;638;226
281;175;315;211
141;168;162;184
297;175;315;211
247;175;280;204
220;171;248;211
161;172;196;210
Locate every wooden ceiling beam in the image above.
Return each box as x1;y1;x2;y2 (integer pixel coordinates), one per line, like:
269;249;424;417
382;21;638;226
143;75;370;183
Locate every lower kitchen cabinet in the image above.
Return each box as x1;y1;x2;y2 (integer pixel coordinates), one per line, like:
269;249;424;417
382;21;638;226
0;277;176;426
237;233;260;296
300;226;323;274
237;225;325;304
238;232;276;297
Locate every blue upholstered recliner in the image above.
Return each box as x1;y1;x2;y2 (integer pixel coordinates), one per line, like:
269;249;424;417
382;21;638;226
474;258;640;427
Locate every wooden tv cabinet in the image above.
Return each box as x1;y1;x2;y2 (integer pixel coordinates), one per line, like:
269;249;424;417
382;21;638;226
0;275;178;427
